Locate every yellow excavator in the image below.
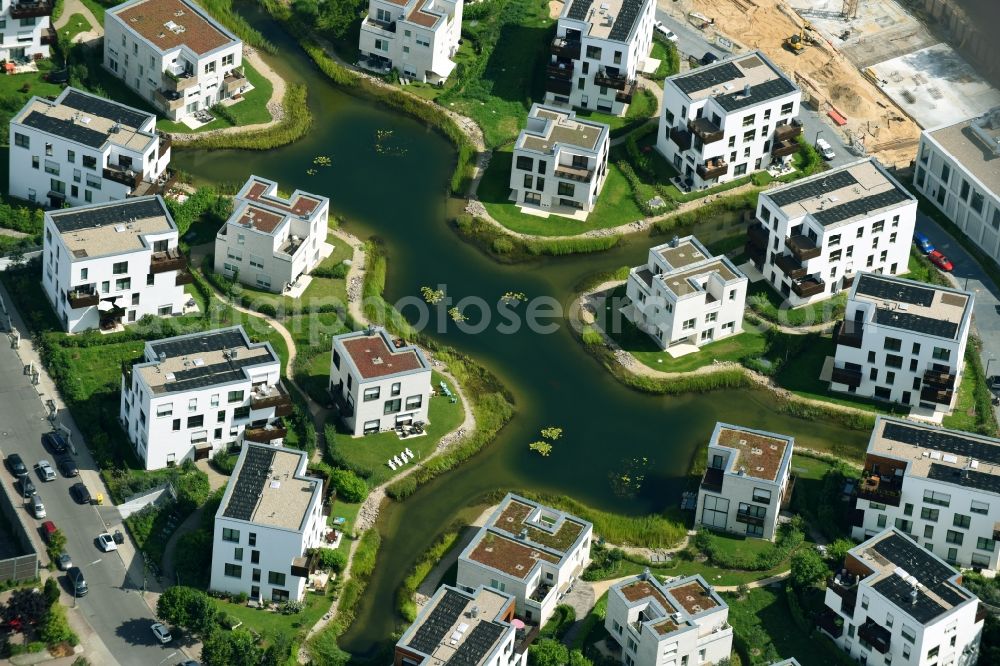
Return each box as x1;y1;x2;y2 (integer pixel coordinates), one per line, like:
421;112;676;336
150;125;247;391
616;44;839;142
784;22;816;55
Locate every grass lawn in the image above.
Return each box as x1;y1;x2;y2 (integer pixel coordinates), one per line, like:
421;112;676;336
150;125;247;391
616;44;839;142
79;0;108;23
607;553;794;588
326;499;361;549
0;68;63;146
725;586;841;665
58;13;93;43
571;88;658;132
746;281;847;328
157;61;274;133
479;149;644;236
702;531;776;560
905;247;951;287
332;371;465;486
211;590;330;642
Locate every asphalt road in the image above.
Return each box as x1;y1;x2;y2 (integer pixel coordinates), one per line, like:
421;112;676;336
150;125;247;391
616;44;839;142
0;341;178;666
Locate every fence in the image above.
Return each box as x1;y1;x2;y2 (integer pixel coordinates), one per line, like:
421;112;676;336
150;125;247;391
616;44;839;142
118;483;177;520
0;480;38;583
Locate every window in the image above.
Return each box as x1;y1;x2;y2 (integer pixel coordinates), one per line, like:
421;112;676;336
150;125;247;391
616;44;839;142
211;394;220;408
233;406;250;420
156;404;173;417
249;254;264;270
971;500;990;515
940;163;951;183
234;548;243;561
13;133;28;149
363;387;380;402
187;415;203;429
742;129;755;143
82;155;96;170
780;101;794;115
268;571;286;586
558;182;575;197
405;395;422;409
224;563;242;578
384;399;402;414
953;514;971;528
172;419;181;431
861;594;869;610
374;38;389;52
894;518;912;533
977;537;995;552
734;163;747;176
971;191;985;215
115;278;131;291
742;114;755;127
927;646;939;660
251;550;259;564
904;503;913;516
886;354;902;369
188;398;198;412
752;488;771;503
217;410;225;423
884;337;902;352
972;552;992;567
920;507;939;522
112;261;128;275
877;514;887;527
44;160;59;175
946;530;964;545
249;533;256;547
924;490;951;507
701;495;729;529
222;528;240;542
585;45;601;59
31;156;39;169
705;312;717;323
682;318;696;330
924;525;934;539
228;390;245;404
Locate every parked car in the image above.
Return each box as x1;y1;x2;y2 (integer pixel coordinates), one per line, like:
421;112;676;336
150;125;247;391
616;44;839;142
701;52;719;65
17;476;36;498
151;623;172;644
816;137;836;160
36;460;56;482
42;432;68;455
913;231;935;254
70;482;91;505
58;456;79;478
654;21;678;42
928;250;954;272
6;453;27;478
96;533;117;552
30;495;45;519
40;520;57;543
67;567;88;597
56;552;72;571
989;375;1000;394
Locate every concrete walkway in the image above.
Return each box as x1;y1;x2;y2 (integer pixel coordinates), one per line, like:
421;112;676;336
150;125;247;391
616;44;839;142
53;0;102;44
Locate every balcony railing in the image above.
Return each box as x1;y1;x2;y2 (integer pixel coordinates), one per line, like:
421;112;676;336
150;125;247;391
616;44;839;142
736;510;765;527
774;252;806;279
858;619;891;654
616;80;637;104
920;386;954;405
834;319;864;349
746;222;769;250
923;368;956;390
10;0;53;19
745;239;766;266
244;424;287;443
363;17;397;34
251;382;294;417
785;234;821;261
222;67;248;94
154;89;186;112
831;365;863;388
773;119;803;142
688;117;724;144
175;269;194;286
546;61;574;79
555;164;593;182
701;467;724;493
103;164;142;189
697;159;728;180
158;131;172;156
843;274;855;289
594;68;627;91
826;573;858;613
290;556;310;579
150;248;186;274
545;77;572;96
669;126;692;151
816;608;844;639
41;26;56;46
163;70;198;93
771;139;799;158
792;276;825;298
67;288;99;309
551;37;581;59
856;475;903;507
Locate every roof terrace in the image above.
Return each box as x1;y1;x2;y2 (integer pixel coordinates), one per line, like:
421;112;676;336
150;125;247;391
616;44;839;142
518;104;607;155
712;423;793;482
219;443;320;532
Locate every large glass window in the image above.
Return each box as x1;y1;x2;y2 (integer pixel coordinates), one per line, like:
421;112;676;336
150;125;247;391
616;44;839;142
222;528;240;542
701;495;729;529
363;387;380;402
267;571;286;586
384;399;402;415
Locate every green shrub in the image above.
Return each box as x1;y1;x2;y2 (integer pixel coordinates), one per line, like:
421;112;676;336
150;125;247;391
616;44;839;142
540;604;577;639
697;521;804;570
314;547;348;573
330;468;368;503
581;326;604;346
397;531;459;622
178;84;311;151
491;237;515;254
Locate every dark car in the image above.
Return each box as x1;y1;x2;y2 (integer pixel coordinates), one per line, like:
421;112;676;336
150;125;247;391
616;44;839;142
67;567;88;597
701;52;720;65
42;432;68;455
988;375;1000;395
58;456;79;478
6;453;27;477
16;476;36;498
70;482;91;505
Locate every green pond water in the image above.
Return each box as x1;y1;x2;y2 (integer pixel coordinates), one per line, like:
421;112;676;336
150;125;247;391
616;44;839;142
173;4;866;657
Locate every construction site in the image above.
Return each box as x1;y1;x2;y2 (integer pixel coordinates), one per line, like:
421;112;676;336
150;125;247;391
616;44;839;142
665;0;1000;168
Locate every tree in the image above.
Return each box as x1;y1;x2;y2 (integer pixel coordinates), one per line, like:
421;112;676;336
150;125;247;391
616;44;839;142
790;548;829;589
330;468;367;503
261;631;292;666
156;586;218;636
528;638;568;666
46;528;67;561
43;578;60;606
826;538;854;567
314;548;347;572
2;589;48;625
567;651;592;666
40;603;76;645
201;628;263;666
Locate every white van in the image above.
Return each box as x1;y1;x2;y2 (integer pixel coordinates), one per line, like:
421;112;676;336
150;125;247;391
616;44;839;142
816;138;836;160
31;495;45;519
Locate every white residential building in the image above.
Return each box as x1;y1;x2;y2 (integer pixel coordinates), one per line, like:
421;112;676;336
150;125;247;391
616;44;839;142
605;571;732;666
819;528;983;666
622;236;748;350
394;585;528;666
746;158;917;308
120;326;291;470
329;327;432;437
8;87;171;209
545;0;655;116
104;0;246;122
852;417;1000;571
914;109;1000;261
694;422;794;541
358;0;461;83
210;443;326;603
0;0;54;62
214;175;330;293
42;196;189;333
509;104;610;215
657;51;801;190
830;273;973;415
456;493;592;626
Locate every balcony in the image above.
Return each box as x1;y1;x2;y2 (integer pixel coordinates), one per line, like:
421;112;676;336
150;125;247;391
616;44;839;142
594;68;627;91
669;126;692;151
545;76;572;96
244;424;287;444
858;619;891;654
815;608;844;639
771;139;799;158
736;510;765;527
773;119;803;142
551;37;581;59
175;270;194;286
363;17;397;35
555;164;593;182
332;387;354;419
920;386;954;405
843;274;855;289
697;159;728;180
791;276;825;298
528;583;553;604
774;252;806;279
856;475;902;507
10;0;53;19
41;26;56;46
785;234;821;261
834;319;864;349
103;163;142;190
222;67;248;94
745;240;766;266
688;117;724;144
746;222;769;250
831;365;863;388
154;89;186;112
826;572;858;612
701;466;724;494
251;382;294;417
67;288;99;309
290;556;310;579
546;61;574;79
162;70;198;94
150;248;186;274
616;80;636;104
923;368;956;390
994;522;1000;542
158;131;172;156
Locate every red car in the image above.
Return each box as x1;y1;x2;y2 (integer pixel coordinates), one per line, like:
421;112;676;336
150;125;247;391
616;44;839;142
928;250;953;272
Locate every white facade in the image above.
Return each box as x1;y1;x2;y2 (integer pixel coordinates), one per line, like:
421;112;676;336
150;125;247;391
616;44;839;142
456;493;592;626
852;417;1000;571
657;51;801;189
545;0;655;116
210;443;325;603
120;326;290;470
104;0;245;122
42;196;188;333
605;572;732;666
509;104;610;214
830;273;973;415
9;87;170;209
820;529;982;666
694;423;793;541
0;0;53;62
623;236;747;350
329;327;432;437
748;158;917;308
395;585;528;666
214;176;330;293
358;0;461;83
914;109;1000;261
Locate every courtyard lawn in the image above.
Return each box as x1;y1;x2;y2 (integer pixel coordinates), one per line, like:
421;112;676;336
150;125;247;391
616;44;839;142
327;500;361;550
59;13;93;43
746;281;847;328
478;150;644;236
570;88;658;132
157;61;274;133
725;586;841;665
211;591;330;642
602;553;795;588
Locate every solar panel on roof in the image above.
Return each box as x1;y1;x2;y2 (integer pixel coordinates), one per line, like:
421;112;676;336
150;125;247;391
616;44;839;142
408;589;469;655
856;275;934;307
872;575;947;624
812;189;911;226
873;309;958;339
150;329;248;360
883;421;1000;466
566;0;592;20
450;622;506;666
50;198;167;233
715;78;796;112
869;532;968;622
21;111;109;149
927;463;1000;494
768;170;858;208
163;355;273;392
673;62;742;95
223;446;276;521
62;89;151;129
608;0;644;42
